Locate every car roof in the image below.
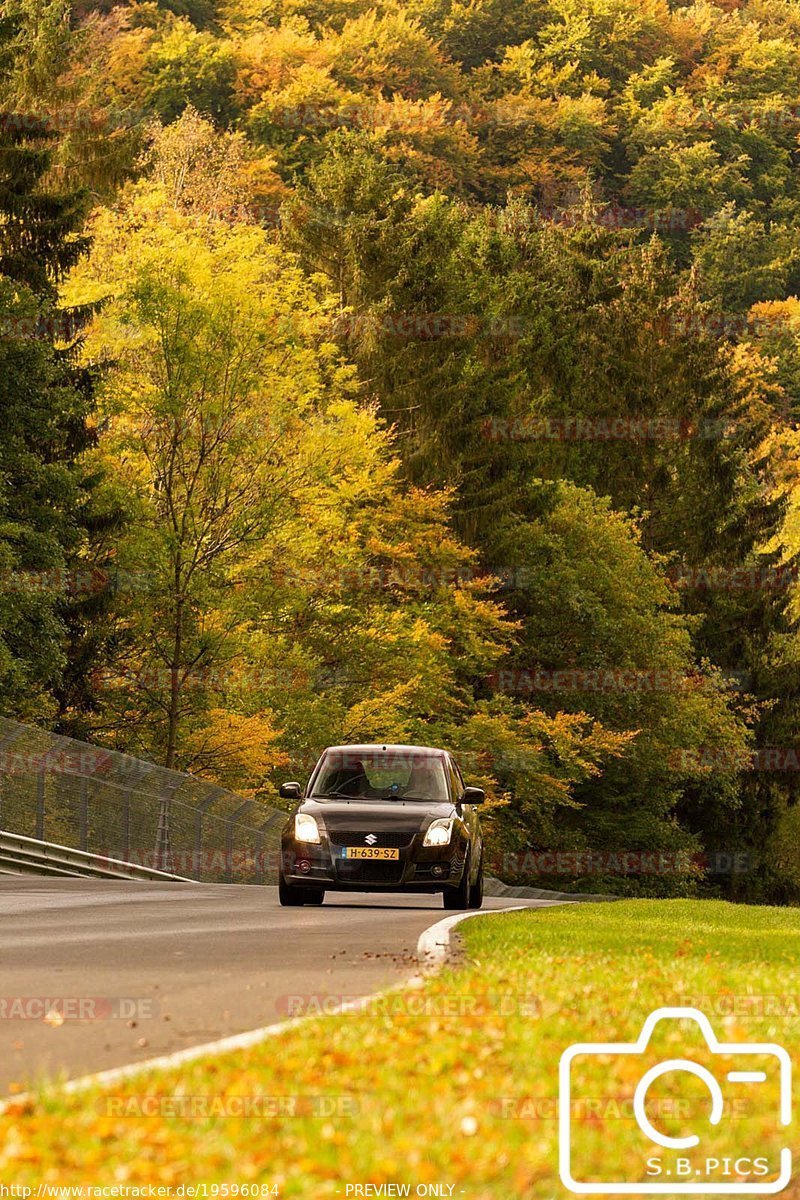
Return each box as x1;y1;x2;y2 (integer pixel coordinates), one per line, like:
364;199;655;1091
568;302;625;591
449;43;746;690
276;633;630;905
323;744;449;756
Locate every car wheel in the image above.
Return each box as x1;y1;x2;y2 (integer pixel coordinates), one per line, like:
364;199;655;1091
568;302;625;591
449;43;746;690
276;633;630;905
278;874;307;906
442;852;471;909
305;890;325;905
468;853;484;910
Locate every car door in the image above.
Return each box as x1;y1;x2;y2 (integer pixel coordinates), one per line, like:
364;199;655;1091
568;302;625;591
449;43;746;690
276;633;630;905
448;754;482;870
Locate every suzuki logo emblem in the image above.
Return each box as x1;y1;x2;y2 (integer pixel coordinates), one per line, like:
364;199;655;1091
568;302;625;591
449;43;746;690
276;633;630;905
364;833;378;845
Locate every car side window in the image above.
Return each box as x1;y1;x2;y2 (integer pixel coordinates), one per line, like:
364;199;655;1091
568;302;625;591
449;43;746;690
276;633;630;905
447;756;464;803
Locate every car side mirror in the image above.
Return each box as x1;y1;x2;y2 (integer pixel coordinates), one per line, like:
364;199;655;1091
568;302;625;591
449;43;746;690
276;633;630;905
279;781;302;800
462;786;485;804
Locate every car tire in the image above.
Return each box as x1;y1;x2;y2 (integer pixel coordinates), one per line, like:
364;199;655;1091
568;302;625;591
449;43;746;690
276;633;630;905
468;853;484;910
442;851;472;909
278;875;309;906
305;890;325;905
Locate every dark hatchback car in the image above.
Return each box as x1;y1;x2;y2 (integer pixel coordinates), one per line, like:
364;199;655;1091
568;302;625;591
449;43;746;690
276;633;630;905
278;744;485;909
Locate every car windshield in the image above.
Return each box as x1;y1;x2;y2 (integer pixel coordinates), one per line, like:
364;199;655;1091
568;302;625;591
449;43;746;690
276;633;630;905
310;749;450;802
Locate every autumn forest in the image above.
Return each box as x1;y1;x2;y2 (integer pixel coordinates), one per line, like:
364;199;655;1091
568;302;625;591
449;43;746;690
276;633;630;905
3;0;800;898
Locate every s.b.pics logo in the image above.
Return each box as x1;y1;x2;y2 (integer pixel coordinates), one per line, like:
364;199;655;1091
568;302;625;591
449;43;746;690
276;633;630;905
560;1008;791;1194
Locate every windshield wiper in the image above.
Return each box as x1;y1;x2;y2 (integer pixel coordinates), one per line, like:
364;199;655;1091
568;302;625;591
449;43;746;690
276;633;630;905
311;791;362;800
376;793;443;802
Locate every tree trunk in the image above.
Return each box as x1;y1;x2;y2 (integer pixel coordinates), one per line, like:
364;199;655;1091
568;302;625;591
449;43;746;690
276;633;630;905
165;569;183;771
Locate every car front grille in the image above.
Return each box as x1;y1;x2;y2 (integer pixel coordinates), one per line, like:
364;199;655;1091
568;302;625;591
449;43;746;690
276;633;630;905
327;829;416;848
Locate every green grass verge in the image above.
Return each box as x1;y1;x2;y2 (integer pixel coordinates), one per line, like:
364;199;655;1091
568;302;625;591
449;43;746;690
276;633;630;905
2;900;799;1197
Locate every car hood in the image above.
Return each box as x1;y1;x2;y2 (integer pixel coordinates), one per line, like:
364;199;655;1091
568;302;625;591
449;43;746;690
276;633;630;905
299;797;455;831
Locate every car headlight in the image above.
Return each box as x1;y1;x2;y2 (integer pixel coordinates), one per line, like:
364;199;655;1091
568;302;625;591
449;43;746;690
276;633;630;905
294;813;321;844
423;818;454;847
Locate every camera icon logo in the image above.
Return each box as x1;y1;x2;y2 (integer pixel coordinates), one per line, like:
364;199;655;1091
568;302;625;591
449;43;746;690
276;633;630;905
559;1007;792;1194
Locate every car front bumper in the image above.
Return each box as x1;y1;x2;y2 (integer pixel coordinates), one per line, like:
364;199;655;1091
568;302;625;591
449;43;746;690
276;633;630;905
280;836;468;892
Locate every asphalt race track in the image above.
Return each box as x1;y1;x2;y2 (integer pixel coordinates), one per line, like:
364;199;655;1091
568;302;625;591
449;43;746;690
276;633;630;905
0;878;557;1092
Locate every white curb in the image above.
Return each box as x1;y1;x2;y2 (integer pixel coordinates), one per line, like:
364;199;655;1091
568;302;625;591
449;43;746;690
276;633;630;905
415;905;531;969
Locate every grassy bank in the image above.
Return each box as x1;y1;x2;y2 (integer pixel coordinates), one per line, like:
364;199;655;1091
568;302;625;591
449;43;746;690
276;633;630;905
2;900;799;1196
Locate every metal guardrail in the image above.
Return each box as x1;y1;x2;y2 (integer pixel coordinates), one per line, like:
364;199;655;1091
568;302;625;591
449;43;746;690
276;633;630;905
0;718;287;883
483;875;615;902
0;830;193;881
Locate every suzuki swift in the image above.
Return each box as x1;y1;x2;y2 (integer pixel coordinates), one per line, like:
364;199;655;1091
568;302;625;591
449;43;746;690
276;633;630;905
278;743;485;908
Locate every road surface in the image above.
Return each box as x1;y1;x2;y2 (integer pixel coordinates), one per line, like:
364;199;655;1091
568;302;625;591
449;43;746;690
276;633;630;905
0;878;557;1092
